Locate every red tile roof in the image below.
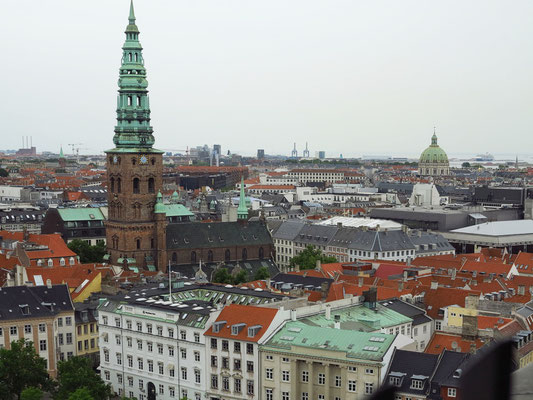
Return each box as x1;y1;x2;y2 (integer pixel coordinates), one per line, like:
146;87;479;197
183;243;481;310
425;332;486;354
205;304;278;343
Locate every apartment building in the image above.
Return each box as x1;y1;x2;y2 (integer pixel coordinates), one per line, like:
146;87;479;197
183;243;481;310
98;282;287;399
204;304;288;400
75;302;99;365
0;284;75;377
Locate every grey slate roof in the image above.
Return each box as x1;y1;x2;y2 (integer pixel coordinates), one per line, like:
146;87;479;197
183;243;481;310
294;224;338;247
271;272;332;292
0;284;73;321
380;298;432;326
271;220;306;240
428;350;472;399
167;221;272;250
410;232;455;254
386;349;440;396
345;229;415;252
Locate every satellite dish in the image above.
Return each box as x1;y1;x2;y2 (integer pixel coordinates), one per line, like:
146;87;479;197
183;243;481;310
451;341;458;350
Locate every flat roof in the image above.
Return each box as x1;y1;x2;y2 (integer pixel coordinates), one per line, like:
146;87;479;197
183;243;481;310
450;220;533;237
315;216;402;230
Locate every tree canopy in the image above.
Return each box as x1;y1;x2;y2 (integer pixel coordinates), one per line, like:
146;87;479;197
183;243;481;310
55;357;111;400
0;167;8;177
289;245;338;270
212;267;249;285
67;240;106;263
20;387;43;400
254;266;270;280
0;339;52;400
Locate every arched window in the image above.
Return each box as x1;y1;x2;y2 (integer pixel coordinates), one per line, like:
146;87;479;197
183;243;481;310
134;53;138;62
225;249;231;262
48;259;53;267
117;178;122;193
110;177;115;193
259;247;264;259
151;238;154;248
136;239;141;249
128;53;132;62
132;157;136;165
137;96;141;107
172;252;177;263
69;257;75;265
151;158;156;166
207;250;213;263
127;95;132;106
60;258;65;266
242;248;247;261
133;178;140;194
148;178;155;193
191;251;197;264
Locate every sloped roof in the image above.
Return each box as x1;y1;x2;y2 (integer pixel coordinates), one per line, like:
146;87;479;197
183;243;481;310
57;207;105;221
387;349;440;395
205;304;278;343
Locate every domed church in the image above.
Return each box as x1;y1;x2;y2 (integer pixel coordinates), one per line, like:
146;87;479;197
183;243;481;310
418;131;449;176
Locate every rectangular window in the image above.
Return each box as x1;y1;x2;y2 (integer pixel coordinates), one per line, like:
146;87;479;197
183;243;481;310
66;317;72;326
116;353;122;365
211;355;217;367
195;369;201;384
39;340;47;351
194;332;200;343
282;370;290;382
365;382;374;394
58;333;64;345
448;388;457;397
211;338;217;349
282;392;290;400
266;389;273;400
222;377;229;391
138;358;143;370
137;322;142;332
181;348;187;359
148;360;153;372
194;351;200;362
168;328;174;338
180;330;187;340
234;378;241;393
246;343;254;354
24;325;31;334
302;393;308;400
159;362;164;375
266;368;273;380
38;323;46;333
57;318;63;327
10;326;17;335
157;344;163;355
137;340;142;350
169;346;175;357
247;380;254;395
146;324;152;334
335;375;342;387
348;380;357;392
222;340;229;351
211;375;218;389
247;361;254;373
302;371;309;382
66;333;72;344
234;341;241;353
318;373;325;385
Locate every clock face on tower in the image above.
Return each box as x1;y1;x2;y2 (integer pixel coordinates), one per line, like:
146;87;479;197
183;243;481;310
113;155;118;164
140;155;148;164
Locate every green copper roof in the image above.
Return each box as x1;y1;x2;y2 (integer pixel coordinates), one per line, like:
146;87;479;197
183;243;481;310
237;176;248;219
262;321;395;362
59;146;64;158
301;303;412;331
109;0;160;153
162;203;194;217
419;133;448;164
57;208;105;222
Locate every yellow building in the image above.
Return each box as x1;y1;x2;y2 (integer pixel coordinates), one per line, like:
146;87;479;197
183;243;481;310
74;303;99;366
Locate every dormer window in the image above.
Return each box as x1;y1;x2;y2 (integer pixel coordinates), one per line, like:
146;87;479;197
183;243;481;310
19;304;30;316
59;258;65;266
47;259;53;267
247;325;262;338
411;379;424;390
212;321;226;333
231;323;246;336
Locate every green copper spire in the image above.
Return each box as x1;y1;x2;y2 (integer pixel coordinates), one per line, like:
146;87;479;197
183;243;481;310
59;146;64;158
110;1;161;153
237;176;248;220
154;191;166;213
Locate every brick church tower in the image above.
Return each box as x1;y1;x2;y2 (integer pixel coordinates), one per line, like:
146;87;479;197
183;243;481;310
105;1;166;271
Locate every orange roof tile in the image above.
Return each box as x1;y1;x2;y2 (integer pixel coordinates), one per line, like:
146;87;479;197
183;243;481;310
425;332;485;355
205;304;278;342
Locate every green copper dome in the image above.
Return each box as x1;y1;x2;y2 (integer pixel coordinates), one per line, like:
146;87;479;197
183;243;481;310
419;133;448;164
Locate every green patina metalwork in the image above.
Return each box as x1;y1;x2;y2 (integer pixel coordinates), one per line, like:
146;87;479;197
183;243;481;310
419;133;448;163
237;176;249;220
107;0;162;154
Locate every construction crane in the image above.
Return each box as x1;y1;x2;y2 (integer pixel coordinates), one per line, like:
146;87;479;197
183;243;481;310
68;143;85;164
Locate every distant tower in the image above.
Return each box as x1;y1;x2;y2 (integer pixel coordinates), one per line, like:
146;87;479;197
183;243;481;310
237;176;249;221
291;142;298;158
257;149;265;159
303;142;310;158
105;0;166;271
516;156;519;170
59;146;66;168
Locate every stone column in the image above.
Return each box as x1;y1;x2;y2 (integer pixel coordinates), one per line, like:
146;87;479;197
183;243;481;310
291;359;298;397
324;363;331;399
307;361;315;400
340;365;348;399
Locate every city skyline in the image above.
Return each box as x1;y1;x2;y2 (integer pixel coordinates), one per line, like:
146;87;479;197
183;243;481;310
3;0;533;157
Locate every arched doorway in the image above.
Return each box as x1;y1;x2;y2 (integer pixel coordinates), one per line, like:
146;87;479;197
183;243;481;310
147;382;156;400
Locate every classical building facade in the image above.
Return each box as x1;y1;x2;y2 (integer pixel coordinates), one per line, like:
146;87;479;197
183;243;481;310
418;132;450;177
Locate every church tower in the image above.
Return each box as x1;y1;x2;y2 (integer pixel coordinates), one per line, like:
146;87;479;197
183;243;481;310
105;1;166;270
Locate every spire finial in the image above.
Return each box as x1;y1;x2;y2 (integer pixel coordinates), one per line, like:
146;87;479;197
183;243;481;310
129;0;136;23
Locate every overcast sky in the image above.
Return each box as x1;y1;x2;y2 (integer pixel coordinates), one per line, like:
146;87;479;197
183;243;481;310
3;0;533;158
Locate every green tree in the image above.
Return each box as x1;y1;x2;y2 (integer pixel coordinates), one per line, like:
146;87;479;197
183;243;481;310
20;387;43;400
212;267;233;284
0;339;52;400
232;270;248;285
55;357;111;400
67;240;106;263
461;162;471;168
0;167;8;177
289;245;338;270
254;266;270;280
67;388;93;400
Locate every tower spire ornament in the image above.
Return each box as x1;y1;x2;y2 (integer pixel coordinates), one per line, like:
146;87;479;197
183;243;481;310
237;176;249;220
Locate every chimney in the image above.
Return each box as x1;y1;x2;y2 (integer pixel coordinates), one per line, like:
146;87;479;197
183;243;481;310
430;281;438;290
403;270;408;282
334;321;340;329
46;279;52;289
290;310;296;321
316;259;321;271
451;268;457;281
358;277;364;287
325;305;331;320
398;281;404;292
294;264;300;273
